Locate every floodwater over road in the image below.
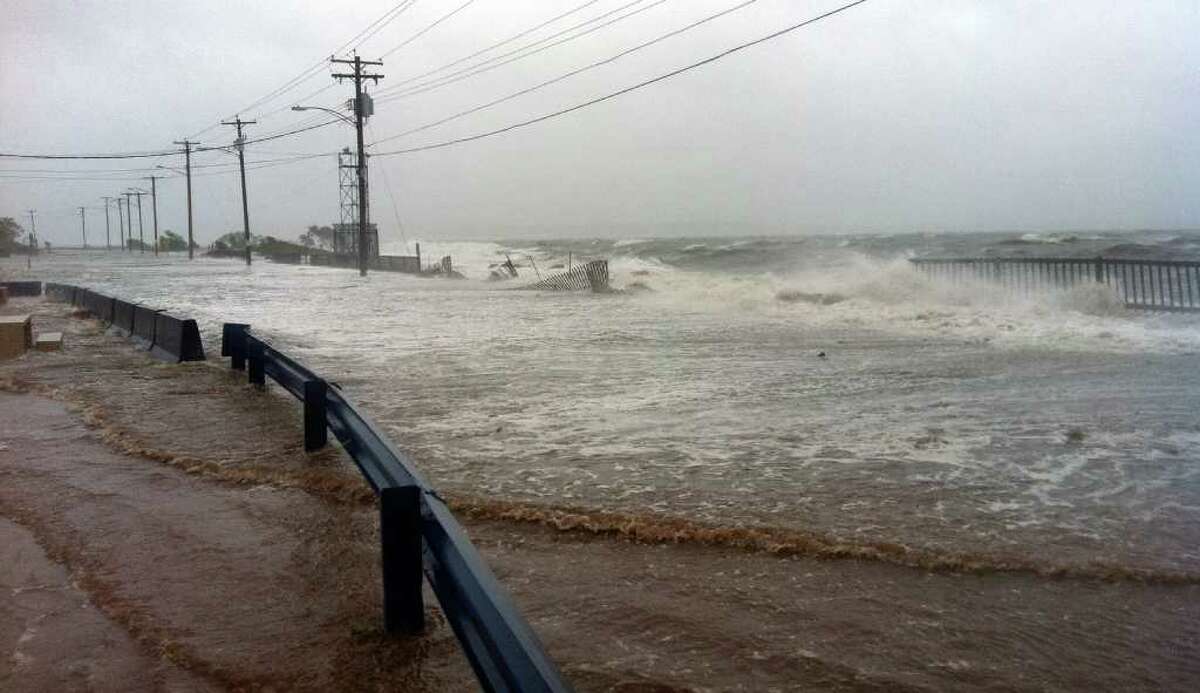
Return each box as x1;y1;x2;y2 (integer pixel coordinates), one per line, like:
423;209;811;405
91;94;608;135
5;229;1200;690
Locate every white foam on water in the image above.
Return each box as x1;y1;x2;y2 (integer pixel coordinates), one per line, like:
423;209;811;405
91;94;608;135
624;253;1200;355
377;238;515;280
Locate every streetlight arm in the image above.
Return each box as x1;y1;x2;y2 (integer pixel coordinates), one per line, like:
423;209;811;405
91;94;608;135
292;105;355;126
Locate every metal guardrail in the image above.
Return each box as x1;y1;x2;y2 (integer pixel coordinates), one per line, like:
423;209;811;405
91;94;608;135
221;324;571;693
910;256;1200;312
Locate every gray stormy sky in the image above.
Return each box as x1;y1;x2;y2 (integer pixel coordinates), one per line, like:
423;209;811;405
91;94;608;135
1;0;1198;247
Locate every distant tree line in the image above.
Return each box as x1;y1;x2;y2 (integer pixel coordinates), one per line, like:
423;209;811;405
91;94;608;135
299;225;335;250
0;217;34;255
206;228;331;258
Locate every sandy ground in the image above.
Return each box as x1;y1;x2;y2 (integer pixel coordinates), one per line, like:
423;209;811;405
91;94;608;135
2;295;1198;692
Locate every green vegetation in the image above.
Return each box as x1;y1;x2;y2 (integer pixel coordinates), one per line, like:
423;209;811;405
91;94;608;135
206;230;327;259
158;230;195;252
0;217;29;254
212;231;261;251
257;236;313;256
300;225;335;250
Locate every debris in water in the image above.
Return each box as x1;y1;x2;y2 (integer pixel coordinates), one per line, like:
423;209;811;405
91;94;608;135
488;254;520;281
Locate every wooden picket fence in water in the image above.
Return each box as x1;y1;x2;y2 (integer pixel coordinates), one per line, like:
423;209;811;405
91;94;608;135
910;257;1200;312
523;260;611;292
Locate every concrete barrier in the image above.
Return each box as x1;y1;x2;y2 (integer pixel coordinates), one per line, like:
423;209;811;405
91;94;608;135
131;305;159;347
150;312;205;362
44;283;77;302
85;292;115;323
112;299;137;336
0;281;42;297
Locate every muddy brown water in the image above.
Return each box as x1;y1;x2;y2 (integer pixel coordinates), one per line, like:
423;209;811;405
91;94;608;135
0;297;1198;691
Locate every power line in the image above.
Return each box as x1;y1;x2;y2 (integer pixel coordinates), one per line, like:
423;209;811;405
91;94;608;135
348;0;420;52
374;0;667;102
367;122;411;254
379;0;479;60
380;0;604;92
186;0;421;138
255;82;340;122
238;0;418;118
0;119;340;160
370;0;758;146
0;153;333;184
202;118;342;150
0;153;329;175
372;0;871;157
250;0;494;124
0;150;177;161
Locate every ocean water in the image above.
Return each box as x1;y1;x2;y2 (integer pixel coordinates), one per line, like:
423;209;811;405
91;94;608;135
5;230;1200;580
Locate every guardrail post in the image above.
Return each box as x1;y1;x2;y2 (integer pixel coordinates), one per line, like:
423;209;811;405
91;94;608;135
381;485;425;635
303;380;328;451
223;323;249;371
247;340;265;386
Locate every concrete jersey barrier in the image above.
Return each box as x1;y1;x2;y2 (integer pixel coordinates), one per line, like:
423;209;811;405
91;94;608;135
85;291;115;323
150;312;205;362
1;281;42;297
131;305;160;347
111;299;137;336
32;280;208;361
44;283;76;303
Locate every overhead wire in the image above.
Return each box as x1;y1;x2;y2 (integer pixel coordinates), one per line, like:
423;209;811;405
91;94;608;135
374;0;667;103
379;0;479;60
366;122;411;254
187;0;421;138
0;153;330;176
372;0;871;157
381;0;604;91
0;119;343;160
370;0;758;146
255;0;605;129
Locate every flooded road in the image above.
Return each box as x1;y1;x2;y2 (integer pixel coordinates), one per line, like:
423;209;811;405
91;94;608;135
6;233;1200;578
3;230;1200;690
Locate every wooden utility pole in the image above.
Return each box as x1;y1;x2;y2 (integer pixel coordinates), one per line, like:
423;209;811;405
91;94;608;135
221;117;255;266
332;55;383;277
116;197;125;250
101;196;113;250
146;176;160;255
122;192;134;252
131;190;146;253
26;209;35;268
78;206;87;249
174;139;198;259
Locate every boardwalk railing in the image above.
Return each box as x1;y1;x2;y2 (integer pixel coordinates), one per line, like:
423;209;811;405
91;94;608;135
523;260;610;292
910;257;1200;313
221;324;571;693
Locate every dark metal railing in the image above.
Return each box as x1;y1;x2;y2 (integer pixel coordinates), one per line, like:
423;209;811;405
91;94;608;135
910;257;1200;312
221;324;571;693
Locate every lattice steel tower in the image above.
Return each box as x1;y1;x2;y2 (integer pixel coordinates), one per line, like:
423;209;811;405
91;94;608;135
338;147;360;228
